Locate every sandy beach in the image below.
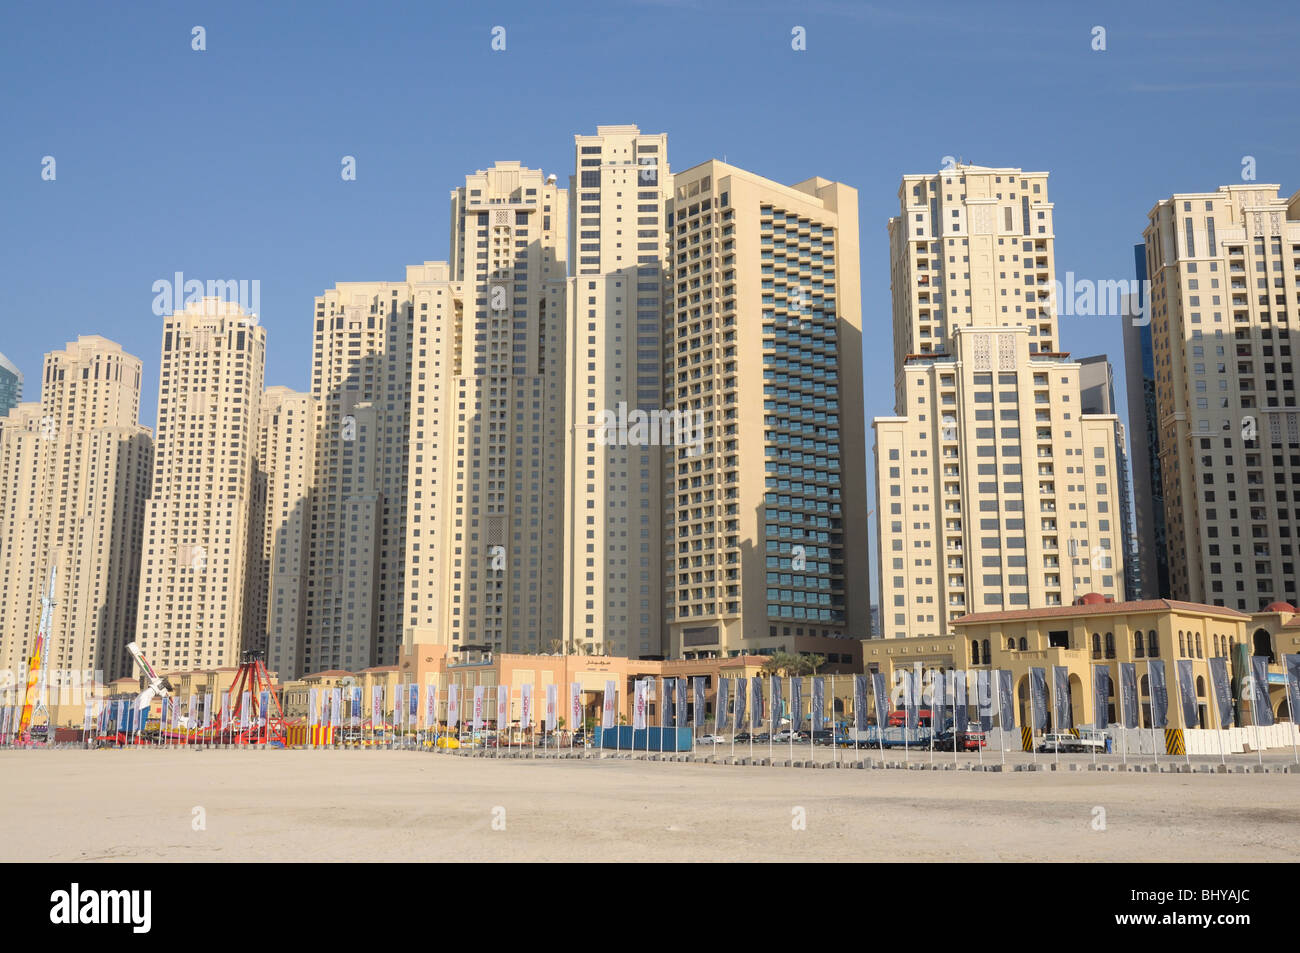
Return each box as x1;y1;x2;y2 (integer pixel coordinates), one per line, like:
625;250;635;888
1;748;1297;862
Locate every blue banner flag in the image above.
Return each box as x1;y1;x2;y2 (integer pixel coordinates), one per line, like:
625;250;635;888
1093;664;1111;732
853;675;868;732
1147;659;1169;729
1250;656;1274;727
1176;659;1199;729
1029;667;1047;734
1208;657;1234;728
1119;662;1139;729
996;670;1015;730
811;677;825;732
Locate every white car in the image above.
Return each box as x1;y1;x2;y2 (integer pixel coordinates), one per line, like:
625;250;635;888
697;733;726;744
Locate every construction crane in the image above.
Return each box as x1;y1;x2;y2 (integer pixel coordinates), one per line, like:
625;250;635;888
18;567;56;744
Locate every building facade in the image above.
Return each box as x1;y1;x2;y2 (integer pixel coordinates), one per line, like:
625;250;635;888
874;165;1124;640
0;351;22;418
256;386;317;677
1121;243;1170;597
1142;184;1300;609
135;301;266;673
0;337;152;683
1078;355;1140;601
563;125;670;658
662;160;867;663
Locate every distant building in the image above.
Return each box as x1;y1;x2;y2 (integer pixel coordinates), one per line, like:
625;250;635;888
1079;355;1140;601
1122;243;1170;597
0;351;21;418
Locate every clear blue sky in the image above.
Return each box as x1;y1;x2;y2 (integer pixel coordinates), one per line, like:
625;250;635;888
3;0;1297;560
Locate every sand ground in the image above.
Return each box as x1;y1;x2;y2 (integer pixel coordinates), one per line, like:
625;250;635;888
1;748;1297;862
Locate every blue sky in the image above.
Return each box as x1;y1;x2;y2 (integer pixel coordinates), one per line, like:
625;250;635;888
3;0;1297;523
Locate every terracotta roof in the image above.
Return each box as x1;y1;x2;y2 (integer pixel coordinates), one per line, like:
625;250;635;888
359;665;399;673
952;599;1251;625
307;670;355;678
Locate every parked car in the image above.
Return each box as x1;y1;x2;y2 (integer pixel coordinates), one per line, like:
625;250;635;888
733;732;752;743
697;733;726;744
811;729;833;746
754;732;771;743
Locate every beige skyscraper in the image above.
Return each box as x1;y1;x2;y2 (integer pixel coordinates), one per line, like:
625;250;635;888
1141;184;1300;610
874;165;1124;641
255;386;317;677
563;125;670;658
662;160;868;660
404;162;568;657
308;275;414;673
0;337;152;683
135;300;266;672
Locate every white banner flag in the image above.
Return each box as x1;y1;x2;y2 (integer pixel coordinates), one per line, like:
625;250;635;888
633;679;648;730
602;680;617;729
496;684;508;731
546;683;558;731
473;686;485;731
425;685;438;730
371;685;383;727
571;682;582;732
448;683;460;728
521;683;533;730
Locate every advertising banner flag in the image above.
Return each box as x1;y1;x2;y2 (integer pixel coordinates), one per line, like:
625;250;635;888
117;699;128;733
676;676;687;730
1051;666;1070;730
350;686;361;726
203;692;212;729
426;685;438;730
1176;659;1199;729
1092;665;1111;731
1028;667;1047;734
954;670;968;732
716;678;730;731
570;683;582;733
335;688;345;729
734;677;747;732
258;691;270;728
241;692;251;729
633;679;648;730
371;686;383;727
791;677;804;733
472;685;485;731
447;683;460;728
931;670;945;730
393;684;404;726
903;671;919;731
976;669;993;731
1250;656;1274;727
1208;657;1234;728
308;688;318;727
409;684;420;724
521;683;534;731
872;672;889;731
187;694;197;728
602;680;617;729
1119;662;1139;729
996;670;1015;730
545;683;558;731
221;691;231;730
770;676;783;734
811;677;825;732
1148;659;1169;729
660;678;672;727
750;676;763;730
853;675;868;732
496;685;508;731
693;677;706;729
1284;655;1300;735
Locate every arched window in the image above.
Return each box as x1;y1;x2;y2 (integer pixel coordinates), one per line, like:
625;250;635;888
971;640;980;665
1148;632;1159;658
982;639;990;664
1105;632;1115;659
1178;632;1185;656
1253;629;1275;663
1018;637;1027;651
1212;635;1220;656
1195;633;1202;658
1092;633;1101;659
1140;674;1150;696
1196;676;1206;698
1007;638;1015;651
1134;631;1145;658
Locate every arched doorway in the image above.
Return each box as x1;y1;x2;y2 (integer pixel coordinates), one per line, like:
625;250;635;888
1253;629;1275;663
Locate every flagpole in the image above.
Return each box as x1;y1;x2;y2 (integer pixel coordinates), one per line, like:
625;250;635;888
1090;666;1097;767
953;672;959;769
